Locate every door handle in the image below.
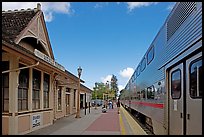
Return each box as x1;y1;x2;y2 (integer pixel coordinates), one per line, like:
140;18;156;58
187;114;190;120
180;113;183;118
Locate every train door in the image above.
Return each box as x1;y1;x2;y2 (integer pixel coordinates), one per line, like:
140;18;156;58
168;63;184;135
185;52;202;135
168;52;202;135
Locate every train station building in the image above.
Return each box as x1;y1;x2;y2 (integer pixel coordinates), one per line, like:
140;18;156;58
2;4;92;135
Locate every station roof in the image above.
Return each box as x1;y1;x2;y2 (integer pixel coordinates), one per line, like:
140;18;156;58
2;8;38;45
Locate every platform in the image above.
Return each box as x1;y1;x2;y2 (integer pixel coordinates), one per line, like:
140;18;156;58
27;104;147;135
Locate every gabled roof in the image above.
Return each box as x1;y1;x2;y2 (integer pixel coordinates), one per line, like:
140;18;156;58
2;8;38;44
2;4;55;59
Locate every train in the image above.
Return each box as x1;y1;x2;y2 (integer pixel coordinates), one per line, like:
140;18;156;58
120;2;202;135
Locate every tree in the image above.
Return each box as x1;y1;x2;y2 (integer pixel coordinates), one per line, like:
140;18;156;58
110;74;119;99
92;82;107;99
91;75;119;101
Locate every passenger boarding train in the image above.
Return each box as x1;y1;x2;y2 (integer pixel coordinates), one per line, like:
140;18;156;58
120;2;202;135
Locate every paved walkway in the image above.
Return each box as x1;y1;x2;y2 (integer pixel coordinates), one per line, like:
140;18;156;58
27;104;147;135
84;108;120;135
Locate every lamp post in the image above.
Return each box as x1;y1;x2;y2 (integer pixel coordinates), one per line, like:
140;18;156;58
76;66;82;118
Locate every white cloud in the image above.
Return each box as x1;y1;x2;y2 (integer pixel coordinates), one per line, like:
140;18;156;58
44;12;53;22
127;2;158;11
101;75;112;84
2;2;72;22
2;2;37;12
94;2;109;9
118;85;125;91
119;67;134;78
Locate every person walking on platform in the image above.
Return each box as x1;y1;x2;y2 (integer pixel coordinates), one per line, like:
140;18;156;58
117;99;120;114
109;100;112;109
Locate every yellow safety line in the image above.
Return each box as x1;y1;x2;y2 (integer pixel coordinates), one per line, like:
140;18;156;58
119;108;126;135
120;106;147;135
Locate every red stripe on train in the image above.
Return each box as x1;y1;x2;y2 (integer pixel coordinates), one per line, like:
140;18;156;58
130;101;164;109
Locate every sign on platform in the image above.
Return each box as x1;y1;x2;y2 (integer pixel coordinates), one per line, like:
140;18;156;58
32;114;41;128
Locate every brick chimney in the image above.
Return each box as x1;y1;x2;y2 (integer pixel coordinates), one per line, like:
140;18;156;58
37;3;41;11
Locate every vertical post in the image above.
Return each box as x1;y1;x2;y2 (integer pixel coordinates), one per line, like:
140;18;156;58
85;93;86;115
95;89;97;109
76;66;82;118
75;76;80;118
89;102;90;113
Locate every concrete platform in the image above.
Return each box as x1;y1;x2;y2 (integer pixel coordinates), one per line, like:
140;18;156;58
27;104;147;135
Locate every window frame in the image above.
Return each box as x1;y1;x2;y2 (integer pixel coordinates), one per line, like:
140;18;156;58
147;46;154;65
58;86;62;110
32;69;41;110
43;73;50;108
189;57;202;99
18;64;29;111
141;90;146;100
2;61;9;112
73;89;76;107
147;85;155;100
171;69;181;99
141;57;146;72
136;65;141;77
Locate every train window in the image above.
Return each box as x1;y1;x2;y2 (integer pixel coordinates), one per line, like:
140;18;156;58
136;65;141;77
137;91;141;100
171;69;181;99
147;46;154;65
147;86;155;99
132;76;134;83
141;90;146;99
189;58;202;99
141;57;146;72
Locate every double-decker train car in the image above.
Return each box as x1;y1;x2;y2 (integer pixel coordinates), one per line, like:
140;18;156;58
120;2;202;135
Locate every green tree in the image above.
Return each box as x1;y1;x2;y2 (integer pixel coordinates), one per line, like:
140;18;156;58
92;82;108;99
110;74;119;99
92;76;119;101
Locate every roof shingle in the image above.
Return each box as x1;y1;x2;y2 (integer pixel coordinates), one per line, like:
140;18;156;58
2;9;38;44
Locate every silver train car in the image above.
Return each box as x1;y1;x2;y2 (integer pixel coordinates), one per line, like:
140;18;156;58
120;2;202;135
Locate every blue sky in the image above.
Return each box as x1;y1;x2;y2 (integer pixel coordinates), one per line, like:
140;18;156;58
2;2;175;91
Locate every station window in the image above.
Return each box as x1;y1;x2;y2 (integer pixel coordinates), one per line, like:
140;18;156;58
171;69;181;99
2;61;9;112
43;73;50;108
32;69;41;110
141;57;146;72
58;86;62;110
147;46;154;65
189;58;202;99
18;64;29;111
66;88;71;93
73;89;76;107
